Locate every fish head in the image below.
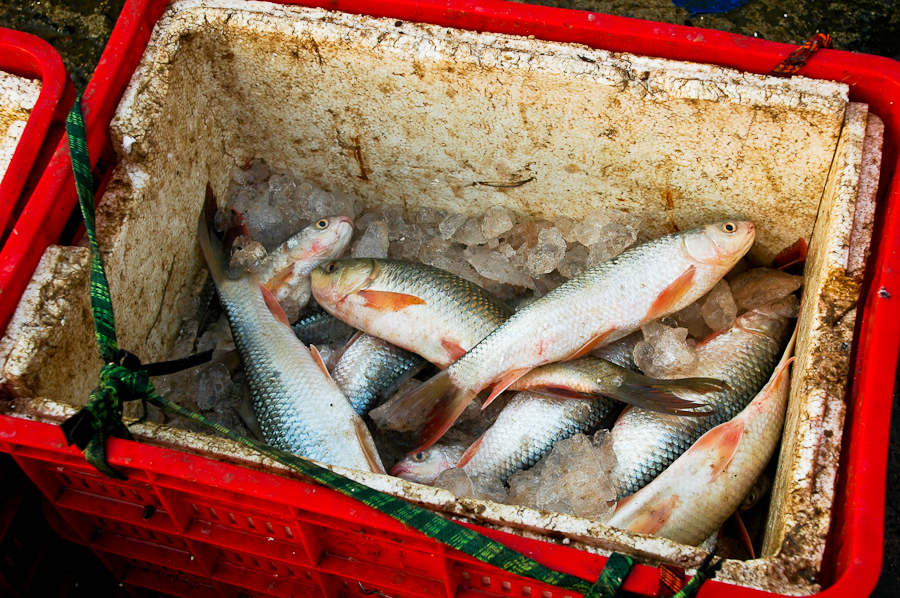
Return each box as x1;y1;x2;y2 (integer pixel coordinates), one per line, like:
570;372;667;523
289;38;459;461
682;221;755;267
390;444;465;485
311;258;378;307
285;216;354;262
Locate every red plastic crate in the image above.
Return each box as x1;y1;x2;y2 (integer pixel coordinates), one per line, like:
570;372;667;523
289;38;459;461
0;1;898;597
0;28;74;246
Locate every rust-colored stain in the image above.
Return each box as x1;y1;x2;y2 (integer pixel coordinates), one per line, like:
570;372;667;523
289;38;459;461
663;188;675;211
349;136;370;181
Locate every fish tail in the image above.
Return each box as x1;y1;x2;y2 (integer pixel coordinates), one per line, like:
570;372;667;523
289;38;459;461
384;369;476;452
615;372;727;416
198;184;229;287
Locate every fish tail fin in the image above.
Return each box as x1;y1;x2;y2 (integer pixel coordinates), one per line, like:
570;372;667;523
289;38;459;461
198;184;229;287
382;370;475;452
614;372;726;416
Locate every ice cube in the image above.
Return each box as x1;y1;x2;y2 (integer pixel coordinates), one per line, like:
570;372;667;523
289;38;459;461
673;302;711;339
557;245;589;279
196;362;232;411
464;245;534;288
633;321;698;378
351;221;390;258
526;228;567;276
233;160;271;186
730;268;804;312
453;218;488;246
439;213;468;240
700;280;737;331
481;205;515;238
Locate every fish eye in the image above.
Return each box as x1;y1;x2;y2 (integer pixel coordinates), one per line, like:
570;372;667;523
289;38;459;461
316;218;329;229
324;262;338;273
412;452;426;462
721;222;737;233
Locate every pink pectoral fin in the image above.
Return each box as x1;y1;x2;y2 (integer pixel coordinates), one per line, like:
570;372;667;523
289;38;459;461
645;266;696;322
690;420;745;478
357;290;427;311
627;494;680;535
440;339;468;365
260;284;292;327
483;368;533;408
567;330;616;361
456;433;486;469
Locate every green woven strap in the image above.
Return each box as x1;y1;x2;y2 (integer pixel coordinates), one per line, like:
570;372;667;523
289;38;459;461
584;553;634;598
671;552;724;598
66;96;117;362
59;98;721;597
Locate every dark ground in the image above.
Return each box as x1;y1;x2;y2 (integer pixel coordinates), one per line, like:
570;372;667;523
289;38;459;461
1;0;898;596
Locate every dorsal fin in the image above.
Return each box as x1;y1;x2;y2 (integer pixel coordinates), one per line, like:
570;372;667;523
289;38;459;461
354;415;386;474
310;345;339;390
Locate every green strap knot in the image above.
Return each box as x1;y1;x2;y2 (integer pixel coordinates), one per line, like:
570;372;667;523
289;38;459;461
60;356;154;480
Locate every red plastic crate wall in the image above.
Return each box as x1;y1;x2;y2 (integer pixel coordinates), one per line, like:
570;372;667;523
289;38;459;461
6;444;591;598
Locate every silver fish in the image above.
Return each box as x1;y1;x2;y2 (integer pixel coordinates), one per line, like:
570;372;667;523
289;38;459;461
392;221;756;451
311;258;512;368
606;329;795;545
198;191;382;473
392;392;610;484
606;303;792;498
332;332;426;415
509;357;723;416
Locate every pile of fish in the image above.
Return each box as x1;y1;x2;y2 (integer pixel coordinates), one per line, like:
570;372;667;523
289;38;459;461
158;161;804;555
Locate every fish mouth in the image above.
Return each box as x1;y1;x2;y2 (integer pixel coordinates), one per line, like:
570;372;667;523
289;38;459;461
389;462;412;477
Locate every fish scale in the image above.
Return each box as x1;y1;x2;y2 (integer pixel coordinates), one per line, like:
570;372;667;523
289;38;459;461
332;333;425;415
607;308;790;498
462;392;611;483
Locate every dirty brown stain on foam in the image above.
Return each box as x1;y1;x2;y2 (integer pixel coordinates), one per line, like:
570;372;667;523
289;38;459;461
820;273;861;327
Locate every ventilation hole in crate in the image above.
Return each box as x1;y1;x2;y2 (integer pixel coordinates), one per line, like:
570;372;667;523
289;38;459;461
284;526;294;539
246;517;256;529
96;517;108;528
541;592;553;598
482;576;492;588
287;567;295;577
209;508;219;520
251;557;261;568
147;530;157;541
117;487;127;498
521;587;531;597
79;477;92;489
461;571;471;581
502;581;512;593
60;473;73;485
228;512;237;526
265;522;274;534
